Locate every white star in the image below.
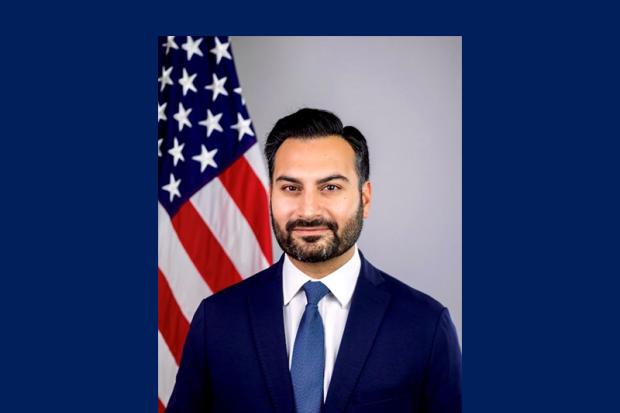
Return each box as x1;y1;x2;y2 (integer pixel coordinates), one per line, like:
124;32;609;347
158;66;173;92
168;137;185;166
233;87;246;105
178;68;198;96
205;73;228;101
210;37;232;64
158;102;167;122
158;139;163;157
230;113;255;141
181;36;204;61
173;102;192;131
198;109;223;137
192;145;219;172
162;36;178;55
162;173;181;202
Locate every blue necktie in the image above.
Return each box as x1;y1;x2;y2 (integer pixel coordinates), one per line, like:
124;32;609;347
291;281;330;413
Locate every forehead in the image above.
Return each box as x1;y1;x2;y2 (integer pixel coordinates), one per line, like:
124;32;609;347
273;136;357;179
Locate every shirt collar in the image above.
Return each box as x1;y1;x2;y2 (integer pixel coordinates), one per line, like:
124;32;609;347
282;244;361;309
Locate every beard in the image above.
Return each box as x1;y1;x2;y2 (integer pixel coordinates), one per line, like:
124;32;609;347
271;198;364;263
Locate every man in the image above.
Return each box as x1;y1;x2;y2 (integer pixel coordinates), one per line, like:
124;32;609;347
166;108;462;413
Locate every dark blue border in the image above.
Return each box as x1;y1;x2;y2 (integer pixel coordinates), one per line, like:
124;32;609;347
2;2;617;411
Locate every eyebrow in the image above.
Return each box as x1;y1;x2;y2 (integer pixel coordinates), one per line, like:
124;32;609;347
275;174;350;185
316;174;349;184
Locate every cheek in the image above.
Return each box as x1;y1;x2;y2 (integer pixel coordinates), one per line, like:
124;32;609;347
271;195;297;221
329;195;358;220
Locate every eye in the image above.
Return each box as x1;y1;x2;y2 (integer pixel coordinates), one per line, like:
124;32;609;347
322;184;340;192
282;185;299;192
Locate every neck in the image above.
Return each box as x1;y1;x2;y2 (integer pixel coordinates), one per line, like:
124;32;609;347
288;246;356;279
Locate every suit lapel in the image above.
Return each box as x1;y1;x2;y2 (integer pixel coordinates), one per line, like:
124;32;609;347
247;257;296;413
324;253;391;413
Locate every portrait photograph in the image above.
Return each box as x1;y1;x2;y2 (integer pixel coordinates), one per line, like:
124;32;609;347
157;36;462;413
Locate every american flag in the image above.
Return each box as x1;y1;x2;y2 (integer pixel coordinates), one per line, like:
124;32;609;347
157;36;273;411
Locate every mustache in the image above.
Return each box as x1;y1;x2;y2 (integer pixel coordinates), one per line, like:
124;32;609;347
285;218;338;233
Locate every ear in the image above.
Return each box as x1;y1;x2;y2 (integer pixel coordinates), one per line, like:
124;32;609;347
361;181;372;219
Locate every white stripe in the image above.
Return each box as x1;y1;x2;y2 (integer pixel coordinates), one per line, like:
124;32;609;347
244;143;270;194
190;177;270;278
158;329;178;407
158;202;212;321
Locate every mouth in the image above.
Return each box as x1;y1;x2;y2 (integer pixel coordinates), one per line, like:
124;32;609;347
291;227;329;236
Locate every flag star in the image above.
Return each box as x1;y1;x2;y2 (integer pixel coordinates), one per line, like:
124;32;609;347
178;68;198;96
233;87;246;105
162;36;178;55
210;37;232;64
158;138;163;157
181;36;204;61
205;73;228;101
192;145;218;172
168;137;185;166
198;109;223;137
158;66;173;92
162;173;181;202
158;102;167;122
173;102;192;131
230;113;255;141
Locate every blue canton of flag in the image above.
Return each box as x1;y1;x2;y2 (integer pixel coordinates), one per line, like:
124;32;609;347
158;36;256;217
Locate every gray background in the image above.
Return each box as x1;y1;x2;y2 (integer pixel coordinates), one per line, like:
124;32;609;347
231;36;462;342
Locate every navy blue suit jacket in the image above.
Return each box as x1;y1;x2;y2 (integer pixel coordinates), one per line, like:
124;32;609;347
166;251;462;412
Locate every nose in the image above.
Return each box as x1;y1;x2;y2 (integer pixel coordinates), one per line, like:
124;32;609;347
297;189;322;219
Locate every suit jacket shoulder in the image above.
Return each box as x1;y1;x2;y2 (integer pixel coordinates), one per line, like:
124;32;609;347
200;260;279;312
362;258;450;331
333;256;461;413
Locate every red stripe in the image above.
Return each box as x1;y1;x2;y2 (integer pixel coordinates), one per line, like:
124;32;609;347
158;398;165;413
172;201;243;293
158;268;189;365
219;155;273;264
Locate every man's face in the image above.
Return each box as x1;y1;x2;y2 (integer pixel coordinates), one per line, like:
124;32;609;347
270;135;371;263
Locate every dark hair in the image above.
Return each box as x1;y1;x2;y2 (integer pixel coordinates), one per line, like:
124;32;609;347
264;108;370;187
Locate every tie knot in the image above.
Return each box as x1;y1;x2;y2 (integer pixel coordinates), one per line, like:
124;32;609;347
302;281;329;306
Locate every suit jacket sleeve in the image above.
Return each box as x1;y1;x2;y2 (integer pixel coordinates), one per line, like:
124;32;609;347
422;308;462;413
166;299;212;413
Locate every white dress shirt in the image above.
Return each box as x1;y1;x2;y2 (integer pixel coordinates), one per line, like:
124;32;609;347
282;245;361;401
